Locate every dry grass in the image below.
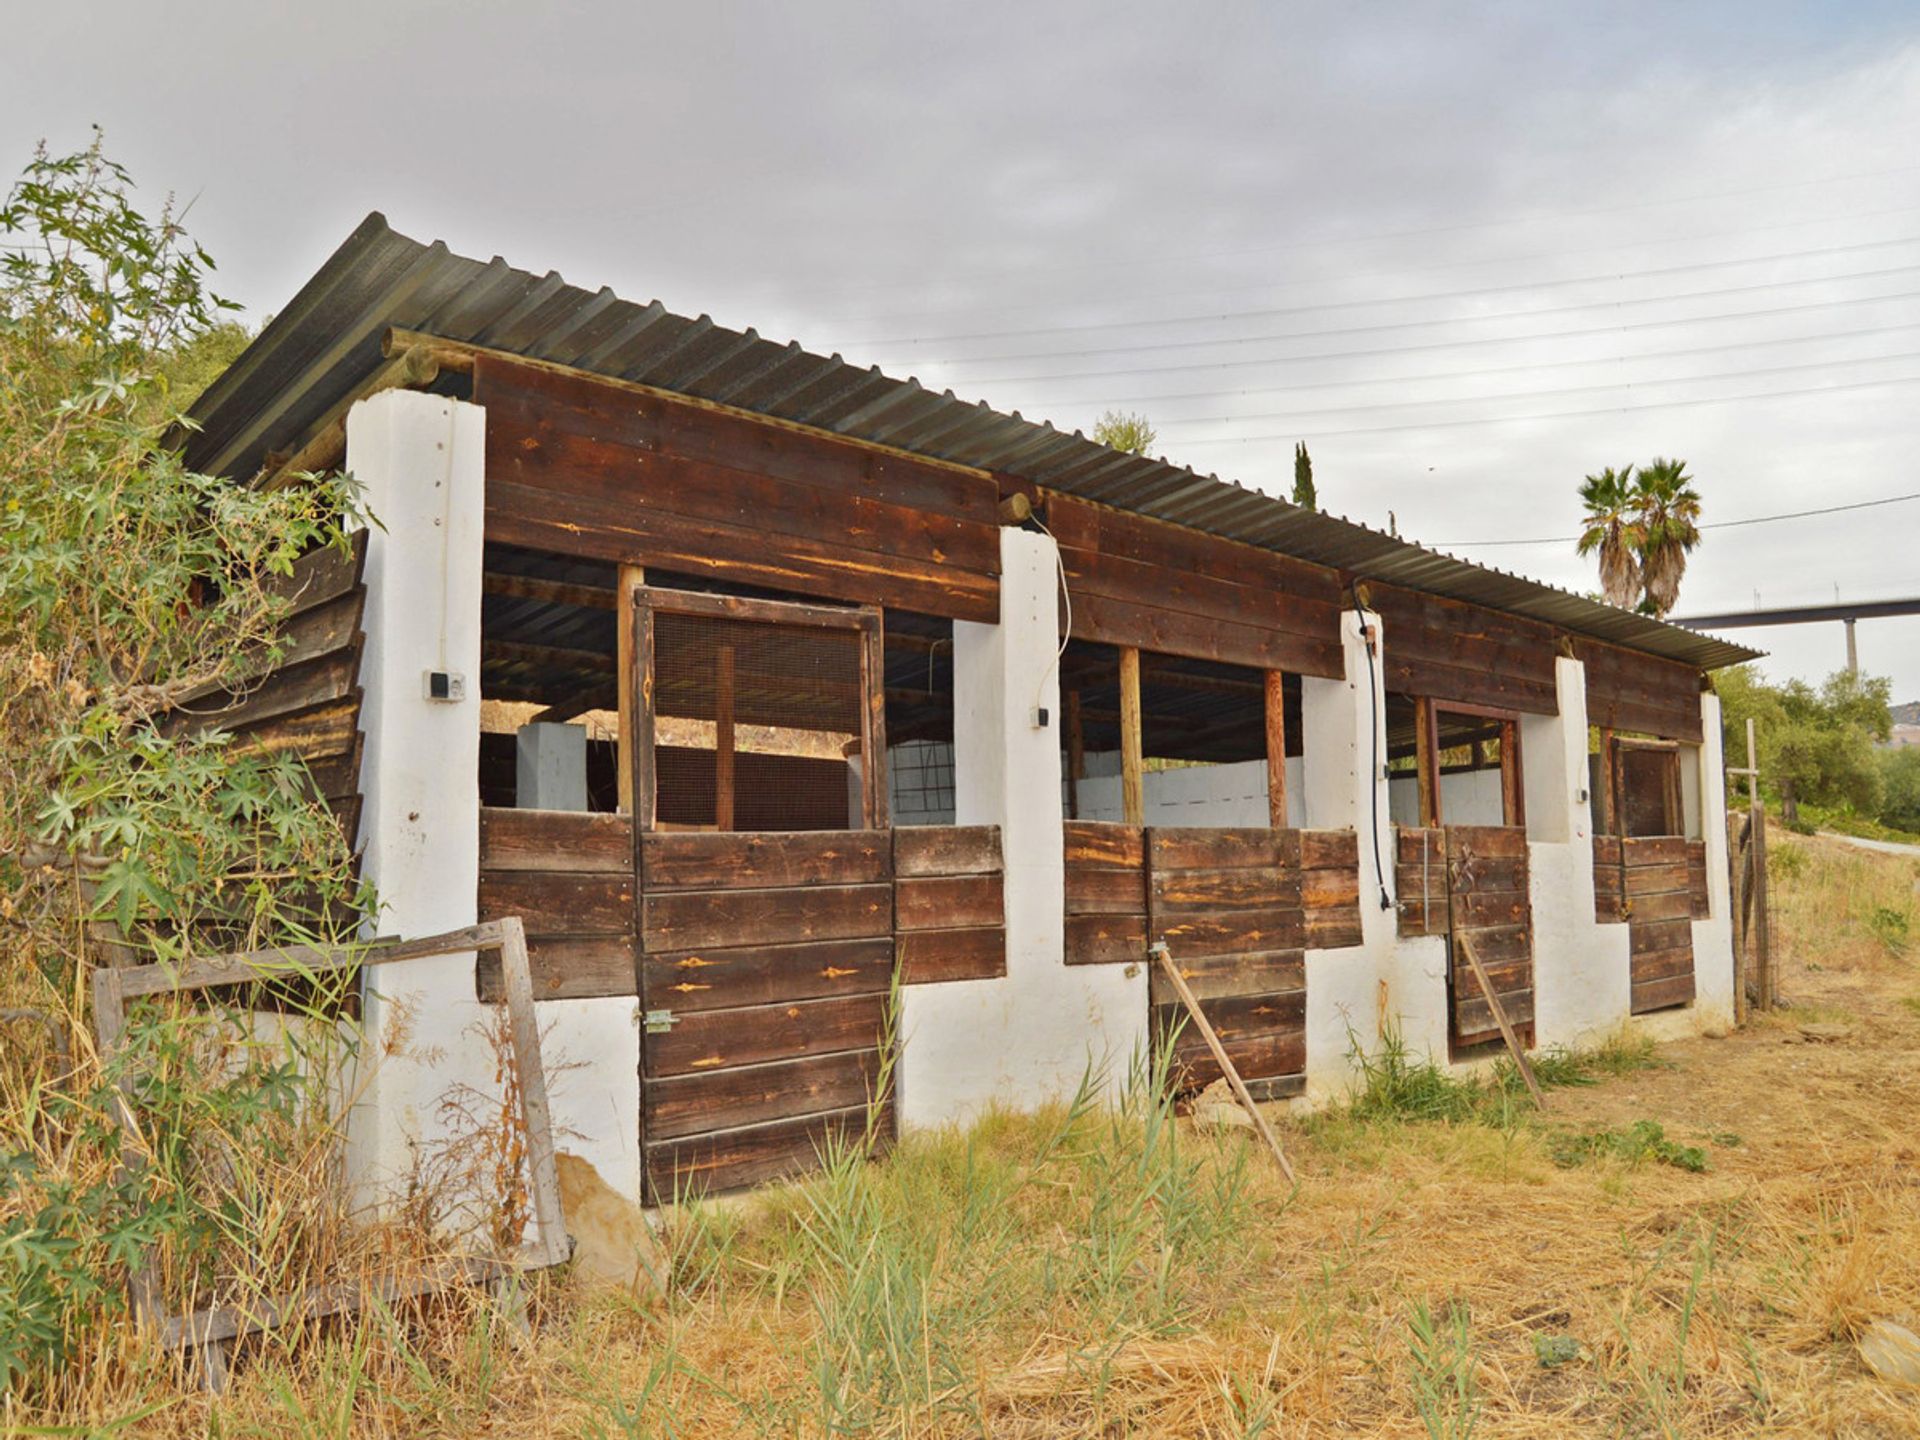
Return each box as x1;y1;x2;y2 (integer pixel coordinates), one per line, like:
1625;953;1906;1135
10;827;1920;1437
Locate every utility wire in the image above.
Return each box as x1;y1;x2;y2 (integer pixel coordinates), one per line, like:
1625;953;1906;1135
1041;320;1920;409
850;234;1920;351
1152;348;1920;428
1170;371;1920;443
954;287;1920;388
866;262;1920;371
1433;492;1920;549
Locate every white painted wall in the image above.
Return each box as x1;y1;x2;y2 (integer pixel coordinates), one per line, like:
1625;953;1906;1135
346;389;643;1215
1387;768;1504;828
1075;755;1307;827
898;528;1147;1128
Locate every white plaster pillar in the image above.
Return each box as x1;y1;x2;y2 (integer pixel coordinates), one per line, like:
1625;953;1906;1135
898;528;1147;1127
516;722;588;811
344;389;496;1213
1688;692;1735;1027
1526;656;1631;1049
1299;609;1444;1100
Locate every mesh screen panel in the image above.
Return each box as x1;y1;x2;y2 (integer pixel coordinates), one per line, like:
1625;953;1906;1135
651;609;864;831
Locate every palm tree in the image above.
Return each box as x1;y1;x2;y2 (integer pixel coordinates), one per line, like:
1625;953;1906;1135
1632;457;1702;617
1575;465;1643;609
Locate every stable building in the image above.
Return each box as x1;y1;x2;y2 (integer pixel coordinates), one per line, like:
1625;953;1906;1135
178;216;1758;1208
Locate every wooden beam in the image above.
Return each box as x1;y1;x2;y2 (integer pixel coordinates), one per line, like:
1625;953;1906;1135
1500;718;1525;829
1597;727;1617;835
485;638;613;674
1265;670;1288;828
997;492;1033;525
485;572;617;611
862;614;890;828
714;646;736;832
617;565;644;815
1065;689;1083;821
1415;696;1440;828
1118;645;1144;827
258;347;440;490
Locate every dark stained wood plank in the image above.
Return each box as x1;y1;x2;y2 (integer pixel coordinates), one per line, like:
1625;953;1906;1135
224;696;361;761
1629;917;1694;957
1631;972;1696;1014
173;648;361;736
1068;591;1340;679
1150;866;1301;914
1151;907;1306;958
1621;836;1690;866
1623;862;1692;896
478;871;634;937
892;825;1002;878
1149;950;1304;1005
895;927;1007;984
1064;821;1145;869
643;992;889;1077
1626;890;1695;924
1451;889;1531;930
644;1049;885;1142
1045;494;1340;607
260;532;367;615
1149;828;1300;872
642;882;893;952
1448;855;1529;896
488;479;999;624
1453;923;1532;966
894;873;1004;932
1301;865;1360;911
642;937;894;1013
477;936;638;1002
645;1102;888;1202
1577;638;1705;743
1300;829;1360;870
481;808;634;874
1306;908;1365;950
640;830;890;891
474;355;997;524
1446;825;1529;861
1456;988;1536;1041
1065;913;1148;965
274;589;366;672
1065;866;1148;914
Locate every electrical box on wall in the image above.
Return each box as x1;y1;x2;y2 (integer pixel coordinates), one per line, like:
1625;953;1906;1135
423;670;467;703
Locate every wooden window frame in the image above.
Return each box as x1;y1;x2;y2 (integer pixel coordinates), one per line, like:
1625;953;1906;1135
628;586;889;833
1414;697;1525;829
1603;733;1684;839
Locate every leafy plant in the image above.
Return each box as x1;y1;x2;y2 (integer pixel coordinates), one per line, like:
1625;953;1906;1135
1548;1119;1708;1173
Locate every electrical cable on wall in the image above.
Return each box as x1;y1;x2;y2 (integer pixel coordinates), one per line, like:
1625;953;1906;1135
1351;586;1393;912
1028;513;1072;722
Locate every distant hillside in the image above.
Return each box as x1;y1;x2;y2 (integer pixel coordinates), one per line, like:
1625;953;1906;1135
1894;701;1920;726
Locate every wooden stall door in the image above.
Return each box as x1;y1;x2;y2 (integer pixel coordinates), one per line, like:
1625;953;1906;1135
1444;825;1534;1048
1594;835;1696;1014
1147;828;1307;1098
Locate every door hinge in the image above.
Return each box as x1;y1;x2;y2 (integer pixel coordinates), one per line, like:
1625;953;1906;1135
643;1009;677;1034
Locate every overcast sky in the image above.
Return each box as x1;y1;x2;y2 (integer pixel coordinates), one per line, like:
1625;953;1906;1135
6;2;1917;701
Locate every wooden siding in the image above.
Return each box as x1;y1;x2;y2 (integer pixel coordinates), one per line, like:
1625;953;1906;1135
1395;826;1449;937
476;809;637;1001
1148;828;1306;1091
1370;584;1559;716
1593;835;1697;1013
893;825;1006;984
473;355;1001;623
1302;829;1364;949
637;829;895;1201
1064;821;1148;965
169;533;369;848
1044;495;1344;678
1443;825;1535;1047
1578;638;1705;743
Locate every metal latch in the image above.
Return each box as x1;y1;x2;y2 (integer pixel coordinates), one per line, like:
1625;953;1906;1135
643;1009;677;1034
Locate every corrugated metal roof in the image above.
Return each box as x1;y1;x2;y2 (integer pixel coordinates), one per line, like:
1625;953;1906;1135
181;213;1760;671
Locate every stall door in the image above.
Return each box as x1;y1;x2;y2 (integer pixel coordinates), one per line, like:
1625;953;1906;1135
1444;825;1534;1047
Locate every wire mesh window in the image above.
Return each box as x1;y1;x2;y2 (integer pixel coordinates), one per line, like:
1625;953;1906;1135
638;590;885;831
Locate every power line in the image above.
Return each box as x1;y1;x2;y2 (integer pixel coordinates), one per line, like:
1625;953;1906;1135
1039;320;1920;409
953;286;1920;389
848;234;1920;350
1433;491;1920;548
827;203;1920;331
738;160;1920;306
1151;348;1920;428
1169;371;1920;443
865;262;1920;371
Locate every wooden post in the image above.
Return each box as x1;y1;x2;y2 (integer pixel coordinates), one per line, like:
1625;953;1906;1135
1265;669;1288;829
1119;646;1144;827
861;614;890;829
1596;727;1617;835
713;645;736;831
1500;718;1525;829
1065;689;1083;821
1150;942;1296;1183
1415;697;1439;828
615;564;645;815
1747;719;1773;1011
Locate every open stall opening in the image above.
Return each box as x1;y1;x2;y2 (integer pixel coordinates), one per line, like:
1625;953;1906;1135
1058;640;1303;828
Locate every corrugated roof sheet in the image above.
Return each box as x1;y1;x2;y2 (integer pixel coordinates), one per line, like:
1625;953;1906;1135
181;213;1760;670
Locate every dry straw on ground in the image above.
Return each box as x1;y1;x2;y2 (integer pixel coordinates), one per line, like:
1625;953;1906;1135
9;827;1920;1437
